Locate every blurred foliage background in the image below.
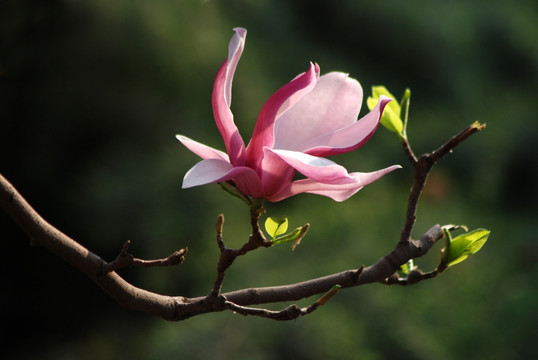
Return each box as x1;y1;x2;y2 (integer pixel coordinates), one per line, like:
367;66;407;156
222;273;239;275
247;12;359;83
1;0;537;359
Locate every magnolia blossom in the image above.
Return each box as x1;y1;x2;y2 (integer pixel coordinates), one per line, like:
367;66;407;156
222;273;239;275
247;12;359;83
177;28;400;202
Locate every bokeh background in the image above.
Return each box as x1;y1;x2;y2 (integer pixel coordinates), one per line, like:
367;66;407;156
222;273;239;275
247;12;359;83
1;0;537;359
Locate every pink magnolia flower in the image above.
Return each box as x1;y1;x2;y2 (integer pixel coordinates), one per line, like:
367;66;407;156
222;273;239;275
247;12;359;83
177;28;400;202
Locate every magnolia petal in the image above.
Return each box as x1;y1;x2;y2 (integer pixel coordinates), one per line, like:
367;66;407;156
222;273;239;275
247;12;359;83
212;28;247;166
269;148;356;184
258;148;297;198
225;28;247;106
182;158;264;197
267;164;401;202
274;72;363;150
349;165;402;187
231;168;265;199
303;96;392;157
246;63;319;171
274;64;321;120
176;135;230;161
182;158;234;188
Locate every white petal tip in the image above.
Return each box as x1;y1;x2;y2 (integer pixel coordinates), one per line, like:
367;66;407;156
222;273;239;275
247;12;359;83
378;95;394;103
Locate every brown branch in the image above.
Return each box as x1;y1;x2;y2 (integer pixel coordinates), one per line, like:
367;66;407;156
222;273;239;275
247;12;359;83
223;284;342;320
399;122;485;244
216;225;443;307
224;301;305;320
0;173;182;320
209;207;272;298
102;240;188;275
0;122;485;321
0;172;443;321
401;137;418;165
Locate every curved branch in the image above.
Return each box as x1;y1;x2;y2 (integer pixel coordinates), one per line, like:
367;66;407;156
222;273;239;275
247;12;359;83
0;172;442;321
218;225;442;306
0;173;182;320
0;122;485;321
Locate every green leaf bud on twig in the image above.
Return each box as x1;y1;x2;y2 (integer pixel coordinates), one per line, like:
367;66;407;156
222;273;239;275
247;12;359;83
439;227;490;271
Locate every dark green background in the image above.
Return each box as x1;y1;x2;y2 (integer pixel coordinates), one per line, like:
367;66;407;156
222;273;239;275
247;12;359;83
1;1;537;359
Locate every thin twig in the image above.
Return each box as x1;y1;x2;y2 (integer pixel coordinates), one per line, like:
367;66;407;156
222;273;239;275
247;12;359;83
223;284;341;320
209;206;272;298
101;240;188;274
224;301;304;320
399;122;485;244
430;121;486;162
402;138;418;165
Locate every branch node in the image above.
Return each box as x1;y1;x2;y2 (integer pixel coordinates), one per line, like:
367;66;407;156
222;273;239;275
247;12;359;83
351;265;364;282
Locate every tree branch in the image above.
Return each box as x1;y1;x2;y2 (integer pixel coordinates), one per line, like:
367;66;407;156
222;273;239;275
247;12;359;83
209;207;272;299
223;284;342;320
0;122;485;321
0;172;441;320
399;122;485;244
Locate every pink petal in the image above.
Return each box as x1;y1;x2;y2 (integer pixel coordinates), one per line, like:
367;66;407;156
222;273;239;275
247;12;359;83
232;169;265;199
349;165;402;186
246;63;320;172
268;149;356;184
182;158;264;198
267;164;401;202
257;148;297;198
176;135;230;161
225;28;247;106
212;28;247;166
273;72;363;150
304;96;392;157
182;158;234;188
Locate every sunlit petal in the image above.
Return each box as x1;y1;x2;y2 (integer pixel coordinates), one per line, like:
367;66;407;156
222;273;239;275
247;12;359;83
274;72;363;150
211;28;247;166
304;96;392;157
176;135;229;161
246;63;319;171
269;148;355;184
182;158;263;198
268;165;401;202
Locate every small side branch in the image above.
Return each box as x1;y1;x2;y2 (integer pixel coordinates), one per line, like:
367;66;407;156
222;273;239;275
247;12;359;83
223;285;342;321
430;121;486;163
402;137;418;165
209;207;272;298
400;122;485;244
101;240;188;275
224;301;304;320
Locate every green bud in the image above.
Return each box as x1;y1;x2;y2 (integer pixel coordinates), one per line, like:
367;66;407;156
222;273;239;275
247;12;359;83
264;216;288;240
440;227;490;269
